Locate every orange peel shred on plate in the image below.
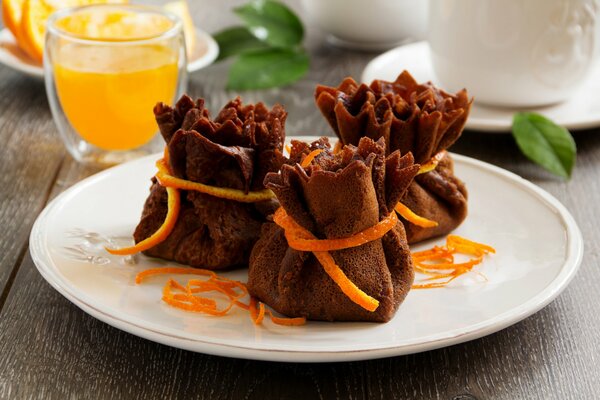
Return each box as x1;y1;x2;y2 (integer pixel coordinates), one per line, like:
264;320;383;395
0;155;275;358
135;267;306;326
411;235;495;289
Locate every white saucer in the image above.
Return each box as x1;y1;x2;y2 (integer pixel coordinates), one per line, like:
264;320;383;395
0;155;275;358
361;41;600;133
0;27;219;79
29;136;583;362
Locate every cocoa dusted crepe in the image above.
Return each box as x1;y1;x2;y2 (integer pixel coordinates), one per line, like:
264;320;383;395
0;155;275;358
315;71;472;243
248;137;418;322
133;95;286;269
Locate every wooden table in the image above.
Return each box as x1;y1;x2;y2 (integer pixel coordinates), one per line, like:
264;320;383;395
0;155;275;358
1;1;599;398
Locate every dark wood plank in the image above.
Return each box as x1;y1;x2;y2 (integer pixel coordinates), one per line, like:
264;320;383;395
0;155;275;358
0;68;65;304
2;0;600;398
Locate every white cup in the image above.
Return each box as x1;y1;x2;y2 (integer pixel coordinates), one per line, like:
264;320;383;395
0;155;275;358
301;0;428;50
429;0;598;107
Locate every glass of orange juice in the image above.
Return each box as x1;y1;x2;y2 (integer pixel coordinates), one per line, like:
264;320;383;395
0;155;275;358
45;4;187;165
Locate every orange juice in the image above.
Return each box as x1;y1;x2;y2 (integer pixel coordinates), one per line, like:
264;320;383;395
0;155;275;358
52;8;181;151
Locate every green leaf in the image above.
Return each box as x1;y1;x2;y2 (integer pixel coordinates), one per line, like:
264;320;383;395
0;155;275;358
233;0;304;48
511;112;576;178
213;26;270;61
227;48;309;90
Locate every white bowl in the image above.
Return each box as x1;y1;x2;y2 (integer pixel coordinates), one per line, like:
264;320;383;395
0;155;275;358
301;0;428;51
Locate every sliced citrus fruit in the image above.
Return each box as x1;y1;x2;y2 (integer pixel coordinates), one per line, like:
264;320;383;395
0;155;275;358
2;0;37;60
163;0;196;58
19;0;52;62
2;0;25;38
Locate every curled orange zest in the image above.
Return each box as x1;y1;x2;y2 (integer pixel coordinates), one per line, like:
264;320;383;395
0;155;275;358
106;158;180;256
417;151;446;175
135;267;306;326
273;207;380;312
395;202;438;228
275;208;397;252
249;297;266;325
267;311;307;326
300;149;323;168
135;266;215;284
411;235;495;289
156;168;275;203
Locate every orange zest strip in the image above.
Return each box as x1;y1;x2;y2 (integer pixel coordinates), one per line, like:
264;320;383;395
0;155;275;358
411;235;495;289
314;251;379;312
249;297;266;325
135;267;306;326
273;207;380;312
267;310;307;326
417;151;446;175
300;149;323;168
395;202;438;228
106;159;181;256
275;207;397;252
447;235;496;255
107;146;274;256
135;266;215;284
156;168;275;203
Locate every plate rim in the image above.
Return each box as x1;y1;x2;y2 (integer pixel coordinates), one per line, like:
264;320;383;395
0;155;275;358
29;143;584;362
0;27;219;78
360;40;600;133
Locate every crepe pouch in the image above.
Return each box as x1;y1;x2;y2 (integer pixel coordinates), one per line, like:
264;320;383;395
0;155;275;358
248;137;418;322
133;95;286;269
315;71;472;243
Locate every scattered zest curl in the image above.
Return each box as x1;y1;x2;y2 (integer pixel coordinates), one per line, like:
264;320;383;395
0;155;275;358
411;235;496;289
136;267;306;326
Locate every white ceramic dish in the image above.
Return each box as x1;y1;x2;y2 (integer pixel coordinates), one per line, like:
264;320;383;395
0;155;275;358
361;41;600;132
301;0;428;50
0;27;218;79
30;136;583;362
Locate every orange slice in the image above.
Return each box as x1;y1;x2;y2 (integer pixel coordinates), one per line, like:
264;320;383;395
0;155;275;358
2;0;24;39
19;0;50;62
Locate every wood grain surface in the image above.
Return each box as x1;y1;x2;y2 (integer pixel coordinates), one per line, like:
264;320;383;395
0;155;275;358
1;1;599;399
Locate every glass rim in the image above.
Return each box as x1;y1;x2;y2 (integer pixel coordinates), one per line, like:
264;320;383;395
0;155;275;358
46;4;184;46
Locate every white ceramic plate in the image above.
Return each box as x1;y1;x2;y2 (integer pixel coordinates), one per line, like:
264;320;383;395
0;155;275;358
0;27;218;79
361;41;600;132
30;136;583;362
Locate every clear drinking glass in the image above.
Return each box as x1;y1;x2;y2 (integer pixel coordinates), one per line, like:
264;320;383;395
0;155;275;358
44;4;188;166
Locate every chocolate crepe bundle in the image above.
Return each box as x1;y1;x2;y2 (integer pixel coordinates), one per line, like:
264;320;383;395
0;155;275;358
315;70;472;243
133;95;286;269
248;137;418;322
